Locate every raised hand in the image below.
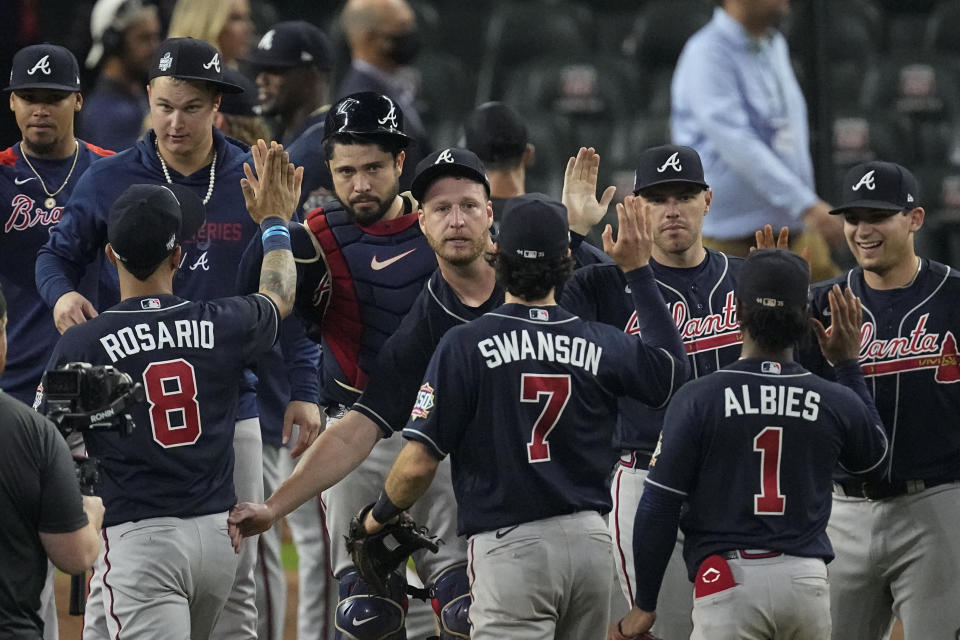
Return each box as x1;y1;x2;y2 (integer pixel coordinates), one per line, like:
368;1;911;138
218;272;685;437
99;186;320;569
562;146;616;235
241;139;304;224
811;284;863;364
603;195;653;272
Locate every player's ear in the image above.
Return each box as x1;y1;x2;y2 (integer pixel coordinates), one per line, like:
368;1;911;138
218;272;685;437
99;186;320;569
907;206;925;232
523;143;535;167
104;243;119;267
8;92;14;113
170;246;183;271
703;188;712;212
74;93;83;112
395;149;405;173
485;200;494;229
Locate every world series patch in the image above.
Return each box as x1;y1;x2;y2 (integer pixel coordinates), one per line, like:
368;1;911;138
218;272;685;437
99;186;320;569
411;382;435;420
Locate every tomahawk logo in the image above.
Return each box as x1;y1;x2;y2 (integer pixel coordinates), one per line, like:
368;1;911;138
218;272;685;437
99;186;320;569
657;152;682;173
27;55;52;76
852;170;876;191
258;30;275;50
377;101;398;128
856;315;960;383
435;149;455;164
203;53;221;73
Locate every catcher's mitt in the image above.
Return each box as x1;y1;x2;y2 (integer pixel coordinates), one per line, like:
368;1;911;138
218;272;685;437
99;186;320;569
345;503;441;595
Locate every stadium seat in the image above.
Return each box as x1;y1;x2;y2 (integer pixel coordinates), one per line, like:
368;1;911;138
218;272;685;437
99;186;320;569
411;52;475;125
859;55;960;120
924;0;960;57
621;0;712;71
475;1;594;102
501;55;639;122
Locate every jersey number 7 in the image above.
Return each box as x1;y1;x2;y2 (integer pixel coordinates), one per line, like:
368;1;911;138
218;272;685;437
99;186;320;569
753;426;786;515
522;374;571;463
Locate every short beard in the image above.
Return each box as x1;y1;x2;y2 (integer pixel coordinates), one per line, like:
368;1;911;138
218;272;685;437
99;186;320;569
426;232;487;267
24;137;58;157
342;184;399;226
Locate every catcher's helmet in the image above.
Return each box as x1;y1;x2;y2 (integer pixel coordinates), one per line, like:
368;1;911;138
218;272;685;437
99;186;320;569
323;92;411;147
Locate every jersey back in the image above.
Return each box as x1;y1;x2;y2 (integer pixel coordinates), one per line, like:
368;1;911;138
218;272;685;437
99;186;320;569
403;303;682;536
42;293;279;526
647;358;887;578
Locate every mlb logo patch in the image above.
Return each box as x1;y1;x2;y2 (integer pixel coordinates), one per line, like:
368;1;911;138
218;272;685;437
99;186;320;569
411;383;435;420
529;308;549;321
141;298;161;310
761;361;782;374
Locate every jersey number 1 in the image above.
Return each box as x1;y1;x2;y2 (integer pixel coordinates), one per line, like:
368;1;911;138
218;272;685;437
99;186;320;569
753;426;786;515
143;359;203;448
522;374;571;463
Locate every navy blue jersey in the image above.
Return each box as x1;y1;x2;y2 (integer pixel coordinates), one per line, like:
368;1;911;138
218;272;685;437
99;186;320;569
647;358;888;578
403;267;689;536
805;260;960;482
354;269;504;436
561;249;743;452
238;194;437;407
36;128;269;420
0;141;112;403
286;107;334;216
40;293;280;526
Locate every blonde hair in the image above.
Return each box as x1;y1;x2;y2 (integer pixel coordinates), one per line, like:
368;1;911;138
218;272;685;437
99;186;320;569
167;0;233;50
220;114;272;147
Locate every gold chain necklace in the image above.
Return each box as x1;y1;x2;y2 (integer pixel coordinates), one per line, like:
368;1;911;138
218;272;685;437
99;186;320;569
20;140;80;209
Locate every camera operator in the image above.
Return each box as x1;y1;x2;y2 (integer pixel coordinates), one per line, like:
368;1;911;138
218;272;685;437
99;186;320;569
0;286;104;638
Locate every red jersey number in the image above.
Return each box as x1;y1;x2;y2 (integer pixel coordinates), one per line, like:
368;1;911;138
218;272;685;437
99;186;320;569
143;359;203;448
522;374;571;463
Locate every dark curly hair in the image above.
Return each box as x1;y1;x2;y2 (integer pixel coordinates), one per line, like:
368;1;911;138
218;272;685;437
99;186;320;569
737;303;810;352
487;251;574;301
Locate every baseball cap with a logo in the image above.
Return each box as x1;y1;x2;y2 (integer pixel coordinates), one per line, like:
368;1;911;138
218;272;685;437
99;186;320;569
5;44;81;93
498;193;569;260
108;184;206;269
411;148;490;204
829;161;920;215
633;144;709;194
736;249;810;312
149;38;244;93
243;21;333;70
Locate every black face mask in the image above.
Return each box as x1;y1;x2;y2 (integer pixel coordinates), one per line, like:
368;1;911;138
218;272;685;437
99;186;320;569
386;30;421;65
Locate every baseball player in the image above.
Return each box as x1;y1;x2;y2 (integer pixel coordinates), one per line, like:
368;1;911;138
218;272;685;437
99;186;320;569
1;44;113;406
802;161;960;639
559;144;742;639
34;38;322;639
249;20;338;215
359;193;689;639
245;23;339;638
0;43;113;638
37;140;300;638
236;92;453;639
615;249;889;640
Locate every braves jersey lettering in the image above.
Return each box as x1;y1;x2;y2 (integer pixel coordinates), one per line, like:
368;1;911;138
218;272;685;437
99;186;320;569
194;221;244;242
626;290;740;355
5;194;63;233
723;384;821;421
99;320;215;363
477;329;602;374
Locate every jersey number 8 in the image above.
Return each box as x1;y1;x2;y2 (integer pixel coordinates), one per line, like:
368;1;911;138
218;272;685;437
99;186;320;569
143;359;203;448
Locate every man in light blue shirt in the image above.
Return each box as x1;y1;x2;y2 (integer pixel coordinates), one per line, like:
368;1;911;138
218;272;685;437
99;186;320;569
671;0;842;281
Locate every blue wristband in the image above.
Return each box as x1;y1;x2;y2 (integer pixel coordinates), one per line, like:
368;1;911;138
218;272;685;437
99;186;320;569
261;221;291;254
